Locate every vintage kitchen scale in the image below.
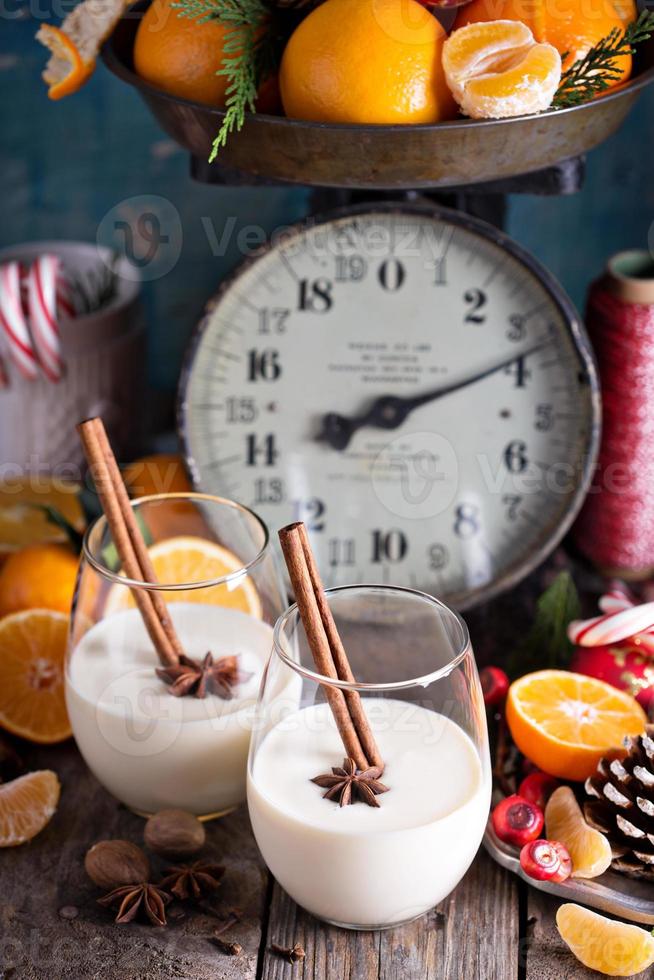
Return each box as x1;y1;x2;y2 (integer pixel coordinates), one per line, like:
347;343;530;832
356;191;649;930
99;3;654;607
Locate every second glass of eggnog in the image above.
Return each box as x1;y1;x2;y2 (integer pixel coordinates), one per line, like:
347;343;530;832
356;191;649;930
66;493;292;818
247;585;491;929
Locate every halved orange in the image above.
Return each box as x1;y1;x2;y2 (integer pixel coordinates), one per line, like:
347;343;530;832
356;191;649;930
556;903;654;976
0;479;84;558
0;770;60;847
0;610;71;743
506;670;647;781
545;786;612;879
104;537;262;619
35;25;94;99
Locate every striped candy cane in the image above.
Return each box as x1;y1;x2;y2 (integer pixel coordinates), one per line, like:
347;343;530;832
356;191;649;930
0;261;39;380
28;254;64;382
569;584;654;649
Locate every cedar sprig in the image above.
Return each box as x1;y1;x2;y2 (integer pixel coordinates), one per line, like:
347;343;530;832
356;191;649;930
552;9;654;108
171;0;277;158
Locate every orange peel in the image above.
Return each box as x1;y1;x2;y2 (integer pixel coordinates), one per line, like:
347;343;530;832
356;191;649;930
443;21;562;119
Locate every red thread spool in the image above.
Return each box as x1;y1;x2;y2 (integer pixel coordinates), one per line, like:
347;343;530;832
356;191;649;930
573;251;654;579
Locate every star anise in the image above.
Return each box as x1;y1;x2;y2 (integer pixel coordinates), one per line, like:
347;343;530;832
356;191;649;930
159;861;225;901
97;882;171;926
156;653;251;699
311;757;389;807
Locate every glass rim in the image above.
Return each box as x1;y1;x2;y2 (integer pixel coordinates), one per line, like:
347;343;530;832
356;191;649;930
272;584;471;692
82;492;271;590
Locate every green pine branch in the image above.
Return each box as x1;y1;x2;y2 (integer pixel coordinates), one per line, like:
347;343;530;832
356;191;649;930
553;9;654;109
172;0;277;159
506;571;581;677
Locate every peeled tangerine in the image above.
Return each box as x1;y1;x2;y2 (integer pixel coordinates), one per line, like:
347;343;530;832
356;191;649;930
545;786;612;879
442;21;561;120
557;904;654;977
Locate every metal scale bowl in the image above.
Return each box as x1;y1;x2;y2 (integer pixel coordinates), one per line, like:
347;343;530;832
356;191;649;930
103;2;654;189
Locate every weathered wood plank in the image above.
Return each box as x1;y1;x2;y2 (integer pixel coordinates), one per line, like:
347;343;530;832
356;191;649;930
524;887;628;980
0;742;265;980
260;848;520;980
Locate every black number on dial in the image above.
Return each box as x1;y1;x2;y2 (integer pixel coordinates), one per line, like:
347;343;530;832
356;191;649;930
502;494;522;521
454;503;480;538
504;440;529;473
335;255;367;282
258;308;290;334
428;543;449;570
378;259;405;292
298;278;333;313
507;314;526;341
253;478;284;504
371;529;408;563
293;497;326;532
464;289;487;324
505;355;531;388
328;538;356;567
535;403;554;431
245;433;278;467
247;348;281;382
226;397;257;423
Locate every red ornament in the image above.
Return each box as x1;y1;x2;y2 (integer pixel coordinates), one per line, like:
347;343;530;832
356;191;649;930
570;642;654;710
491;795;544;847
520;839;572;883
480;666;510;708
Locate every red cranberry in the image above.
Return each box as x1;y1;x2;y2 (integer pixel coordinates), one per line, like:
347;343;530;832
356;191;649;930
491;794;544;847
520;839;572;883
518;771;560;810
480;666;510;707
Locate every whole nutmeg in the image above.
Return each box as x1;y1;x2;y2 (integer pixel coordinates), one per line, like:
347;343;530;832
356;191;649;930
84;839;150;890
144;809;205;858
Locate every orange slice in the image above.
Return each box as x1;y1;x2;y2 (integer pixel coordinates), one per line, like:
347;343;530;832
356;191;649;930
35;25;94;99
443;21;561;119
556;903;654;976
104;536;262;619
506;670;647;782
0;770;60;847
0;610;71;743
545;786;612;878
0;479;84;559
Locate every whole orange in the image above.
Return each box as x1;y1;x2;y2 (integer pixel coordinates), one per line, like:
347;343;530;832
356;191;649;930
280;0;458;124
0;544;79;618
134;0;232;105
455;0;631;84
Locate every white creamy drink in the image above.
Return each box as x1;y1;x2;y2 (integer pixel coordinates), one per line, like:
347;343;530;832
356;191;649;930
247;699;491;928
67;603;288;816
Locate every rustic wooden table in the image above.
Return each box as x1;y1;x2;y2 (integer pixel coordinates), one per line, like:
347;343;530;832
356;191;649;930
0;565;603;980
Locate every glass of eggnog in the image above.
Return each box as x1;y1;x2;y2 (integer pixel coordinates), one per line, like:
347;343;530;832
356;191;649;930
247;584;491;930
66;493;291;819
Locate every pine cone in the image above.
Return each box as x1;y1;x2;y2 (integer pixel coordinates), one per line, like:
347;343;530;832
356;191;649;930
584;726;654;881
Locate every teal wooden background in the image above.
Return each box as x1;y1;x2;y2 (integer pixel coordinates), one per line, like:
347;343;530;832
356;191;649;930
3;12;654;394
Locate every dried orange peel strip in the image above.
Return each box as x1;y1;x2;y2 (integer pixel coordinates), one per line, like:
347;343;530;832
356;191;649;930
443;21;562;119
36;0;129;99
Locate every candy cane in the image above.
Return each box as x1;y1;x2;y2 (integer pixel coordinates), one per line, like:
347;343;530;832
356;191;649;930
28;254;63;382
0;261;39;380
598;583;636;614
569;602;654;647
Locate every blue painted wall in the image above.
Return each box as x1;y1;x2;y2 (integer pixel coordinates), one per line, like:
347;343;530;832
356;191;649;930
3;9;654;394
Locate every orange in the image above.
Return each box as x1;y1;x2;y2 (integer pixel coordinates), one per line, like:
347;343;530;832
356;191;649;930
0;770;60;847
506;670;646;781
556;903;654;976
545;785;612;878
0;610;71;743
443;21;561;119
280;0;458;124
123;454;192;499
455;0;631;87
133;0;278;109
104;536;262;618
35;24;94;99
0;544;79;618
0;478;85;559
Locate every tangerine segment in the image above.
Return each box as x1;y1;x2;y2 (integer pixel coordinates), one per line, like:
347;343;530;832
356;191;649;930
0;771;60;847
36;25;94;99
104;536;262;619
556;903;654;976
279;0;457;124
443;21;561;118
506;670;646;781
545;786;612;879
0;610;71;743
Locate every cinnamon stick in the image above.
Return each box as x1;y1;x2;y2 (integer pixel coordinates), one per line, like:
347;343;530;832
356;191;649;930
278;522;383;772
77;418;180;668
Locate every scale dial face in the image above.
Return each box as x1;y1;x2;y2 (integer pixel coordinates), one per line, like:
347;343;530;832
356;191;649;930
179;204;599;608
